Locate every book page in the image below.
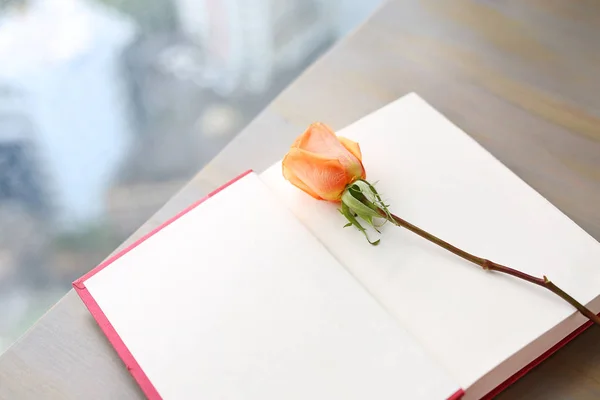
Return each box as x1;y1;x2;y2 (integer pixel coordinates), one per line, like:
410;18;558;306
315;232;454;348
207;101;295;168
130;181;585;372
260;93;600;389
83;172;460;399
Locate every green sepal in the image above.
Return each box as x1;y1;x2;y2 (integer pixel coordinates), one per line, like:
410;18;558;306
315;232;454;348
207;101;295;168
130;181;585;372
355;179;394;222
339;202;380;245
341;185;381;227
337;179;396;244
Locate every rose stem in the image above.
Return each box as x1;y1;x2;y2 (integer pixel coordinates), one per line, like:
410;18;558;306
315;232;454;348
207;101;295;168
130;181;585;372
384;211;600;326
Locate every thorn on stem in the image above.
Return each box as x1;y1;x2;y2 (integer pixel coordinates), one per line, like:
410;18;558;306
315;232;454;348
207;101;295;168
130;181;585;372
482;260;492;271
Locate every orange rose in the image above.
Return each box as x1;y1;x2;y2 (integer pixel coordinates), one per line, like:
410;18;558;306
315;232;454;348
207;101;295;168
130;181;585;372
282;122;366;201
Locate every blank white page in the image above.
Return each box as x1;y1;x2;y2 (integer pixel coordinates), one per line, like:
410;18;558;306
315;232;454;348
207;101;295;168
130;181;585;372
84;173;460;400
260;93;600;389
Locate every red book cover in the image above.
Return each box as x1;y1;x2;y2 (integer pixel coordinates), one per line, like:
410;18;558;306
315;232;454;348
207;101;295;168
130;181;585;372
73;171;253;400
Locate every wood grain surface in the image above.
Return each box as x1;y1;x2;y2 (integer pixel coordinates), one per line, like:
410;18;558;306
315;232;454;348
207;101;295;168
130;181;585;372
1;0;600;398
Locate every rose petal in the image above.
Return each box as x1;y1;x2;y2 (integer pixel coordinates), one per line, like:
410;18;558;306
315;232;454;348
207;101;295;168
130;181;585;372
297;123;364;178
338;136;362;161
338;136;366;179
284;148;348;201
282;160;322;199
297;123;352;160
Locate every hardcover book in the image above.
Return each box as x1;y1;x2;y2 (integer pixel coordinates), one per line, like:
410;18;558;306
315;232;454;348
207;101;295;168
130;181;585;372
74;93;600;399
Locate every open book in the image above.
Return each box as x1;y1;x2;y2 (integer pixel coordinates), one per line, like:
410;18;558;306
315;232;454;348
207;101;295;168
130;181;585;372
74;94;600;400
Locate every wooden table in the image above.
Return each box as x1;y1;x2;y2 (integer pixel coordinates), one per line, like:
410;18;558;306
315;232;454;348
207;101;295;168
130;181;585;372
1;0;600;398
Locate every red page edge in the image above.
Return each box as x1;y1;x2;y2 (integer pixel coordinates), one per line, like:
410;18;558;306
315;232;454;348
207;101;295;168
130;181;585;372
70;167;595;400
72;170;253;400
448;389;465;400
481;313;599;399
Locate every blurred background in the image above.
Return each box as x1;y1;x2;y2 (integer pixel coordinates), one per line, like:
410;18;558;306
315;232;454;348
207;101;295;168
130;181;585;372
0;0;384;353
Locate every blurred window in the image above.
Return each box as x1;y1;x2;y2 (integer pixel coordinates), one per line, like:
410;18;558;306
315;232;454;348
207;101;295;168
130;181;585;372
0;0;384;353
